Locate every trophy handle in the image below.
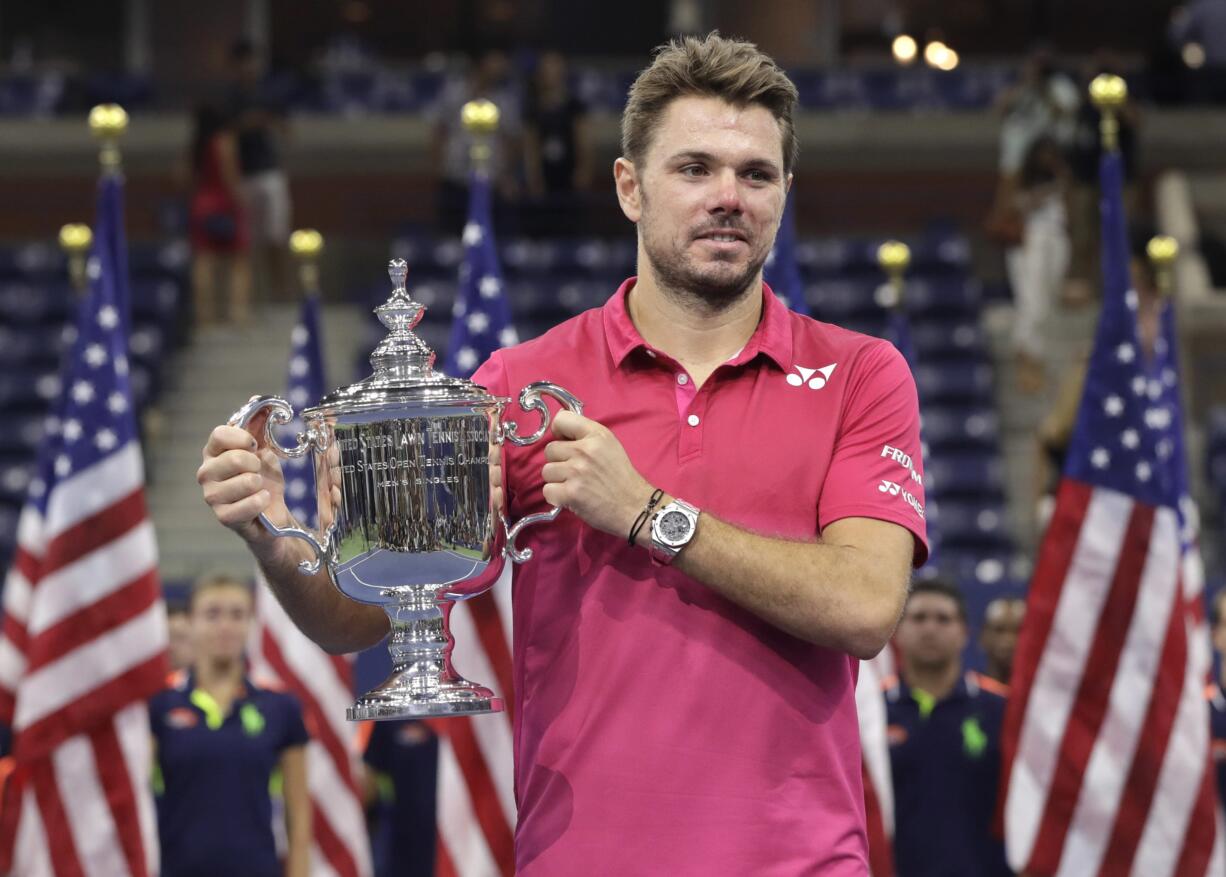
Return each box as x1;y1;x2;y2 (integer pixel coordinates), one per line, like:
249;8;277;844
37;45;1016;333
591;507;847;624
500;381;584;563
228;395;332;575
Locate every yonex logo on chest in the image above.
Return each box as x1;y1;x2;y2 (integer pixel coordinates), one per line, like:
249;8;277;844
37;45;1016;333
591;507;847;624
787;363;837;389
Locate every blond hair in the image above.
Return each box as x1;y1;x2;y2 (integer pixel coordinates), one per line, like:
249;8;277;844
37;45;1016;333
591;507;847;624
622;32;800;175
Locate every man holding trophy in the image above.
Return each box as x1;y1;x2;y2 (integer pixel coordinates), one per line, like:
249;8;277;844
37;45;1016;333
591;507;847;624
199;33;927;876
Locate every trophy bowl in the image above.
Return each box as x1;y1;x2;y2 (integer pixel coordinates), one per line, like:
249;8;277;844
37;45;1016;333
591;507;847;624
230;259;581;720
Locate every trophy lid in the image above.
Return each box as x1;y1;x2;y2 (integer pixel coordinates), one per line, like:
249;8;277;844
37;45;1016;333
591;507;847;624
310;259;496;415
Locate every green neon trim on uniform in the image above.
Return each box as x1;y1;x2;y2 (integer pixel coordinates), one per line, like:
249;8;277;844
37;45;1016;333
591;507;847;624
152;760;164;796
189;689;225;730
270;767;284;798
376;771;395;804
912;687;936;719
962;717;987;758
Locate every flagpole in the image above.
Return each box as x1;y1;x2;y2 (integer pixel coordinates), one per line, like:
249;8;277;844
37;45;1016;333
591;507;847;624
289;228;324;296
1147;234;1179;300
88;103;128;176
462;98;500;177
1090;74;1126;154
876;239;911;310
58;223;92;296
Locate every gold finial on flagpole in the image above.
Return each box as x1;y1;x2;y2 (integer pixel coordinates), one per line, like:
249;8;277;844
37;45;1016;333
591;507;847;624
290;229;324;295
1147;234;1179;299
876;240;911;309
462;99;500;173
58;223;93;294
88;104;128;173
1089;74;1127;153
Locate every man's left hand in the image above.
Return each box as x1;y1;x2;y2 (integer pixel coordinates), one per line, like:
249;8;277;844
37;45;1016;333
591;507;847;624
541;410;654;539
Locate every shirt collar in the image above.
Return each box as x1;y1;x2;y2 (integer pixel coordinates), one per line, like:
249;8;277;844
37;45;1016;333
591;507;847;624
602;276;793;372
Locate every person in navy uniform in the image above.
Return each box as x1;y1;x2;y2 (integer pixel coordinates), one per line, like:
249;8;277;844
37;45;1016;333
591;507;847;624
886;578;1013;877
150;574;311;877
360;720;440;877
1208;588;1226;806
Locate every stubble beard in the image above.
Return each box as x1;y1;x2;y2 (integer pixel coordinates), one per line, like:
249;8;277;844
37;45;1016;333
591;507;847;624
639;192;772;315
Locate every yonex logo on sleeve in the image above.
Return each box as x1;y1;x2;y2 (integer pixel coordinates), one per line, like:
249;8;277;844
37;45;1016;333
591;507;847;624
787;363;837;389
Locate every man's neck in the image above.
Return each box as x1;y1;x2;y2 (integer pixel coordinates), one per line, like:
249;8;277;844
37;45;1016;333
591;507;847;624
902;660;962;703
626;262;763;388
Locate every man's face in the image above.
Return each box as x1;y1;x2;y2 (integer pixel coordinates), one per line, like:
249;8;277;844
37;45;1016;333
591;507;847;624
896;592;967;671
615;95;789;310
980;599;1026;674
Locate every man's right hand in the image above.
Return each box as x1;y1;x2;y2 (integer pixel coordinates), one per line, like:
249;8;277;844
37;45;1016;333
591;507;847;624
197;406;291;546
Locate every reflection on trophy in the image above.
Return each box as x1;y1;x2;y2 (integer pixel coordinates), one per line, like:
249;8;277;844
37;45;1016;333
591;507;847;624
230;258;581;720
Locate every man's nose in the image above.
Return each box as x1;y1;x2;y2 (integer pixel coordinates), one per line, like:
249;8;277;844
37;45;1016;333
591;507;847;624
708;168;742;214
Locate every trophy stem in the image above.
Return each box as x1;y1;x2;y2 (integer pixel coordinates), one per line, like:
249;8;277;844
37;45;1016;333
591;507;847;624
347;586;505;721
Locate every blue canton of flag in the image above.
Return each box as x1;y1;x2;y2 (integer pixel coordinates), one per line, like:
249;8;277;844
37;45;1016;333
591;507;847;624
1065;153;1178;509
281;293;326;527
36;177;138;507
444;169;518;378
764;191;809;316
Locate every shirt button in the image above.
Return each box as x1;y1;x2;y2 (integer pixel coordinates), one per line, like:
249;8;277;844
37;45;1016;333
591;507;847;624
677;374;689;385
687;414;700;427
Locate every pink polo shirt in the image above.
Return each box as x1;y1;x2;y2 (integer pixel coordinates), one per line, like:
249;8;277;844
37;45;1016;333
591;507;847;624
474;278;928;876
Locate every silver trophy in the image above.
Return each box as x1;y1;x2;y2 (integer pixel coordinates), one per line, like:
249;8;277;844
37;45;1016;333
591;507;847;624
230;259;581;720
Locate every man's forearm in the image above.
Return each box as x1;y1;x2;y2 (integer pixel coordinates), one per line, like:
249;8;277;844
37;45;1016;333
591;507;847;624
248;534;389;654
639;507;910;658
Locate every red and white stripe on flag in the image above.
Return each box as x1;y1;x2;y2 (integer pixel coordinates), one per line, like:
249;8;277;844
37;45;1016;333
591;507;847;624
249;573;374;877
434;567;517;876
857;648;896;877
0;442;167;876
1000;481;1225;876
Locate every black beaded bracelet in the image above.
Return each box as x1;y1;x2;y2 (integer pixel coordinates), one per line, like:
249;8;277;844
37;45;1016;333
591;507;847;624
628;488;665;547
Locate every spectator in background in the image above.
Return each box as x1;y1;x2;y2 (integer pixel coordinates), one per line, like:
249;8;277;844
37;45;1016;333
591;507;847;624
360;720;439;877
150;574;311;877
886;579;1012;877
986;47;1079;248
166;601;194;671
429;48;523;234
980;597;1026;684
188;103;252;326
1066;53;1142;306
227;39;293;301
1006;135;1071;394
1207;589;1226;807
523;51;594;235
1169;0;1226;103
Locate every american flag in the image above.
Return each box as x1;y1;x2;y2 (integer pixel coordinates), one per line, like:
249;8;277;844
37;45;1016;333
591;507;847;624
247;292;374;877
0;174;168;875
434;164;518;875
764;191;808;315
998;143;1225;875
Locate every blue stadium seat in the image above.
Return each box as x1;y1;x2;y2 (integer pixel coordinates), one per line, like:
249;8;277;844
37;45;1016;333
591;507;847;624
909;318;987;361
0;369;59;411
0;281;75;325
925;452;1005;500
906;277;984;317
0;413;45;454
0;459;34;505
921;405;1001;452
805;279;880;321
913;361;994;405
930;500;1012;551
0;324;65;368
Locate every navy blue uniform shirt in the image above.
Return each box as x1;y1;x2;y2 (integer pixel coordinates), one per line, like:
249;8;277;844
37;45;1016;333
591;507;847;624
1208;682;1226;808
363;720;439;877
150;671;309;877
886;671;1013;877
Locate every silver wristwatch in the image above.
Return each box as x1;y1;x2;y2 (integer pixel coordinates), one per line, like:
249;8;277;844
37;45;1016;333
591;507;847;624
649;498;700;565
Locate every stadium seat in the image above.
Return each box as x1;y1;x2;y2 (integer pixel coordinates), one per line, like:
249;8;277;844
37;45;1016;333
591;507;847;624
921;405;1001;452
925;452;1005;500
913;361;994;405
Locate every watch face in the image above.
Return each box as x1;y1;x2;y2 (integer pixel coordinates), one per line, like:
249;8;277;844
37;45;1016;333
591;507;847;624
658;509;692;544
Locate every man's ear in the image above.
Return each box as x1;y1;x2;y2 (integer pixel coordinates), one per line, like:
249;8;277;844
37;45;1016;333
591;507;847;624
613;157;641;223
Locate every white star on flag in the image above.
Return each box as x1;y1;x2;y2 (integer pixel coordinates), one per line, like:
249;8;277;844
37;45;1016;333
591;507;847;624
114;354;129;376
62;420;82;442
107;392;128;415
1121;429;1139;449
1131;375;1147;396
1104;395;1124;417
479;276;501;298
456;347;478;371
466;312;490;334
54;454;71;477
1116;343;1135;363
1091;447;1110;469
462;222;483;246
72;380;95;404
97;305;118;329
290;356;309;377
94;429;117;451
291;325;308;345
84;344;108;367
1136;461;1152;481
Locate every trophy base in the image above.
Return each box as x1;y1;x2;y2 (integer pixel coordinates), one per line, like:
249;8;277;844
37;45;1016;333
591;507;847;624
347;672;505;721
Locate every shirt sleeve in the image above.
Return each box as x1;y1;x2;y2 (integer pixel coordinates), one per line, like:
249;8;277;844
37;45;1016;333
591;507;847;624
279;693;311;751
818;340;929;566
